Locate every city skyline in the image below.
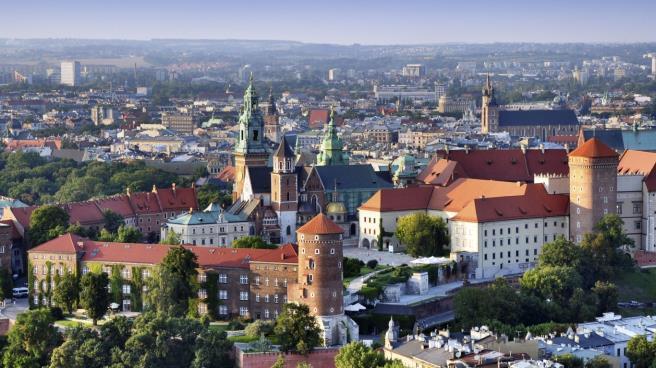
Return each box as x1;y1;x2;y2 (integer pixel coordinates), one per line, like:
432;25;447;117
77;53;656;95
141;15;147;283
0;0;655;44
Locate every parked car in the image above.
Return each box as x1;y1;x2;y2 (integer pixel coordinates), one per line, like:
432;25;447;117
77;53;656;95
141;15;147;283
11;287;28;298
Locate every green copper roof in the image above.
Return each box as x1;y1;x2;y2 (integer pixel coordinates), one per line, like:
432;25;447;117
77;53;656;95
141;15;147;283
316;107;349;166
234;73;267;154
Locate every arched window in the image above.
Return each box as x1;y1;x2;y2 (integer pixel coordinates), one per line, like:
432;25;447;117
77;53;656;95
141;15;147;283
286;225;291;236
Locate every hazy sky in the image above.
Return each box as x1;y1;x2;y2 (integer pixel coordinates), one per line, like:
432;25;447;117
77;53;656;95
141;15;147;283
1;0;654;44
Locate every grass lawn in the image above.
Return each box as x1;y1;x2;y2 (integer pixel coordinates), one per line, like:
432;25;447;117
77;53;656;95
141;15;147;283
54;319;86;328
228;334;280;344
343;265;389;288
614;268;656;302
208;322;229;334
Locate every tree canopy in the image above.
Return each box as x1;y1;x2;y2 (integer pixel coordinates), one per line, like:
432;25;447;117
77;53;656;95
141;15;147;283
3;309;62;368
274;303;322;355
28;205;70;247
395;213;449;257
232;236;277;249
145;246;198;316
80;272;110;325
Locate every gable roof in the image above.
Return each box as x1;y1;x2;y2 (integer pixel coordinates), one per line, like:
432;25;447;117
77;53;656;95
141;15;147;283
313;164;393;191
569;138;618;159
498;109;579;127
29;233;85;254
360;178;534;214
297;213;344;234
31;235;298;269
452;189;569;223
419;149;569;184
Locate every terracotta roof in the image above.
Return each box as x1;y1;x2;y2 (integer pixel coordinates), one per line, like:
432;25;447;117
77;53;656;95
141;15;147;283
359;178;533;213
31;235;298;269
618;150;656;176
308;109;330;129
569;138;618;158
29;233;85;254
421;149;569;184
297;213;344;234
94;195;135;218
215;166;235;183
359;186;434;212
156;186;198;211
452;188;569;223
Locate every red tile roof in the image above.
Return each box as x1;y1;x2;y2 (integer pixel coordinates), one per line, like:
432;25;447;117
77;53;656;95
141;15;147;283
30;235;298;269
216;166;235;183
419;149;569;184
618;150;656;176
360;178;533;213
569;138;618;158
308;109;330;129
29;233;85;254
297;213;344;234
452;188;569;223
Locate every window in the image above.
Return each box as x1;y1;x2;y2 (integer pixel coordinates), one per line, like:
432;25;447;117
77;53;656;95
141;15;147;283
633;202;642;214
219;274;227;283
314;249;320;255
240;291;249;301
219;290;228;300
264;309;270;319
274;294;279;303
256;294;260;302
255;277;260;285
122;285;131;294
198;273;207;283
198;289;207;299
240;275;248;284
264;294;270;303
219;305;228;315
636;221;642;230
240;307;249;316
330;248;335;255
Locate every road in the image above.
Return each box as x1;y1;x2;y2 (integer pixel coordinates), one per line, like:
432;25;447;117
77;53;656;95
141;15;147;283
0;298;29;321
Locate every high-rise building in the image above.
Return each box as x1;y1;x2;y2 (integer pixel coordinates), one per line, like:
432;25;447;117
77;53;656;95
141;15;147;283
161;112;197;134
569;138;618;242
290;213;359;346
238;65;252;84
434;83;447;100
401;64;426;78
60;61;81;86
328;68;340;81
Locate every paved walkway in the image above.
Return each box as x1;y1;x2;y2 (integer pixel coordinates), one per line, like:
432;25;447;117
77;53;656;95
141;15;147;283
0;298;29;321
343;247;416;266
346;268;388;295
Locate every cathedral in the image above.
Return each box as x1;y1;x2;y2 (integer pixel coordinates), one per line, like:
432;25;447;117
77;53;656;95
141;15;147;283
229;75;393;245
481;75;580;140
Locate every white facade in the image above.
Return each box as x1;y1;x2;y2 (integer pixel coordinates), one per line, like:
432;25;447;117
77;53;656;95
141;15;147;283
60;61;81;86
277;211;296;244
162;214;252;247
450;216;569;279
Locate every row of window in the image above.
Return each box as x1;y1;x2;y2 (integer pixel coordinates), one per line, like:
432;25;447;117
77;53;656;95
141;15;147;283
484;249;538;261
299;248;336;255
483;221;565;237
483;234;561;247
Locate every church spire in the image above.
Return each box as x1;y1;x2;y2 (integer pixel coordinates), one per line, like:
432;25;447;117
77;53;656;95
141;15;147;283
316;106;349;166
234;73;266;154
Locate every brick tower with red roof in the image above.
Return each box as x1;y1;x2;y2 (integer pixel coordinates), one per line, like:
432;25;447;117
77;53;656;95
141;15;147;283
569;138;619;242
290;213;358;346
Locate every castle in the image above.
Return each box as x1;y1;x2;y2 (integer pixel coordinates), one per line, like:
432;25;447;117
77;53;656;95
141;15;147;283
228;75;392;245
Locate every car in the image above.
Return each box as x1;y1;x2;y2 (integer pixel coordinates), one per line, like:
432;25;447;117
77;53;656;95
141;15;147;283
11;287;28;299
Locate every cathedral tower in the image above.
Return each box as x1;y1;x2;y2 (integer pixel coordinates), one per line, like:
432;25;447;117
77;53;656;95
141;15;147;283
290;213;358;346
264;89;281;143
271;136;298;244
316;107;349;166
481;74;499;134
233;74;269;201
568;138;618;242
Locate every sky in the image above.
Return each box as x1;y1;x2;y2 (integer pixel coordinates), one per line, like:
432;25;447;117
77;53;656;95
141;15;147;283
0;0;654;44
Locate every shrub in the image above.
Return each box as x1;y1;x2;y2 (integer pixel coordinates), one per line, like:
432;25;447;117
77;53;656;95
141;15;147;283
245;320;274;338
366;260;379;270
49;307;64;321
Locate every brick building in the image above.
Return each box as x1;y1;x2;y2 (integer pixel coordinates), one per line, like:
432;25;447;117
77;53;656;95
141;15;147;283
27;233;297;319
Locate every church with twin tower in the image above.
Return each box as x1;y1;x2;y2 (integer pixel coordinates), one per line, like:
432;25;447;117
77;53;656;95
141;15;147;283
231;74;358;346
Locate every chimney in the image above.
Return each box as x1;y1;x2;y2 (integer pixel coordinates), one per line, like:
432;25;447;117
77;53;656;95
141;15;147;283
172;182;176;192
280;253;285;261
539;143;545;154
564;143;570;152
465;145;470;154
152;184;157;193
520;144;526;154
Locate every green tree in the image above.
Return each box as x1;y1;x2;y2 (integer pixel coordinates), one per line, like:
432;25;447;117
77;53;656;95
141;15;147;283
102;210;124;233
274;303;322;355
80;272;110;325
232;235;277;249
145;246;198;316
52;271;79;314
0;267;13;300
395;213;449;257
627;335;656;368
160;230;181;245
520;266;582;305
114;225;143;243
553;354;584;368
585;356;612;368
28;205;69;247
3;309;62;368
245;319;274;338
197;185;232;210
98;228;115;241
297;363;313;368
335;342;386;368
271;355;285;368
191;328;234;368
538;237;581;269
592;281;619;315
49;327;108;368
